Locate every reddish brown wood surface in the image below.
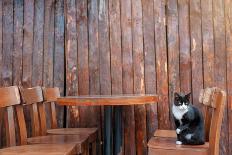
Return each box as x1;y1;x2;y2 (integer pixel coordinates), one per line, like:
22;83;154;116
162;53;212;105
201;0;214;88
213;0;228;154
121;0;135;154
178;0;191;94
154;0;170;130
76;0;89;128
189;0;203;109
32;0;44;87
166;0;180;129
0;144;77;155
54;0;65;128
226;1;232;155
57;95;158;106
65;0;79;127
0;0;232;154
13;0;23;86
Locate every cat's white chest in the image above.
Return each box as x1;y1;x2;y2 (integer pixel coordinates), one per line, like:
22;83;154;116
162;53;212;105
172;105;188;121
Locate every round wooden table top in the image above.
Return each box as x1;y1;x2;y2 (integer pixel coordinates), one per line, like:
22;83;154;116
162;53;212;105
56;94;159;106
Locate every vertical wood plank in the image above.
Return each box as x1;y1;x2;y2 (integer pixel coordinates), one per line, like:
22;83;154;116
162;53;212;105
154;0;170;129
178;0;191;94
166;0;180;129
121;0;135;154
0;0;2;87
189;0;203;109
13;0;23;86
0;0;3;147
201;0;214;88
2;0;13;86
22;0;34;87
142;0;158;138
43;0;54;87
132;0;147;154
76;0;90;128
99;0;111;154
54;0;65;128
108;0;123;154
213;0;228;154
32;0;44;87
65;0;79;127
88;0;102;153
225;0;232;154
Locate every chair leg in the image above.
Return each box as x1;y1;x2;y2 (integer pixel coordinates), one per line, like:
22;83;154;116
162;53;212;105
82;142;89;155
91;141;97;155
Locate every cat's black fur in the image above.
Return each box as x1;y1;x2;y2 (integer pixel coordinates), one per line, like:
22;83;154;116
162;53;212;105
172;92;205;145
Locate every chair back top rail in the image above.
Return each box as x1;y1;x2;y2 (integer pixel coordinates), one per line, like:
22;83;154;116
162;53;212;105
20;86;43;105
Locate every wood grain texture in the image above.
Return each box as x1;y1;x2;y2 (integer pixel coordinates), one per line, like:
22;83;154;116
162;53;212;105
178;0;191;94
13;0;23;86
189;0;203;109
2;0;13;86
88;1;102;154
88;0;100;127
65;0;79;127
32;0;44;87
98;0;111;154
142;0;158;139
154;0;170;129
131;0;147;154
201;0;214;88
43;0;54;87
109;0;123;154
121;0;135;154
22;0;34;87
57;95;158;106
226;0;232;154
0;144;77;155
213;0;228;154
76;0;90;128
54;0;65;128
166;0;180;129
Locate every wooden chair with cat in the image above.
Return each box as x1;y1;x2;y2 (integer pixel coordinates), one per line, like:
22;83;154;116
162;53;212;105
148;87;226;155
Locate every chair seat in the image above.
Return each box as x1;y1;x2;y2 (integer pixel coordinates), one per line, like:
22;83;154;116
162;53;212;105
27;135;89;154
154;129;177;138
47;127;98;142
0;144;76;155
148;137;209;155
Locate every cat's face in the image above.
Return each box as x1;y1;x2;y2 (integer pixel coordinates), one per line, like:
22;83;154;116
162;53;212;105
174;92;191;110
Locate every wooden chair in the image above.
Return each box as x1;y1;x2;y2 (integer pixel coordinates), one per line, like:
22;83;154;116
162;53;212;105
0;86;77;155
20;86;89;155
148;87;226;155
42;87;98;154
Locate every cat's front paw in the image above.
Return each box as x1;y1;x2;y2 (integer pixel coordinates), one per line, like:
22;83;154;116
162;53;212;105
176;141;182;145
176;128;181;134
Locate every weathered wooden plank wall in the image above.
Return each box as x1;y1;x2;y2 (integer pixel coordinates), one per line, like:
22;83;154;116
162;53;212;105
0;0;232;155
0;0;65;146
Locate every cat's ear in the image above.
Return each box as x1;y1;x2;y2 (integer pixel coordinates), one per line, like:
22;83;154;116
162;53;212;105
174;92;180;99
185;92;191;101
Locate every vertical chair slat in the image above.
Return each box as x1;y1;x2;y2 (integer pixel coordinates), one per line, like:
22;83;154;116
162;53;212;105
38;102;47;135
29;103;41;137
5;106;16;147
15;105;27;145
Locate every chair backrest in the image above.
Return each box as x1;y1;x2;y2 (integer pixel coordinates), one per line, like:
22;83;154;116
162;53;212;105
199;87;226;155
42;87;60;129
20;86;45;136
0;86;28;147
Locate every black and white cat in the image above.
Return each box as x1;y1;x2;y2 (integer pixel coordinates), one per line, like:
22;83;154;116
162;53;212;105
172;92;205;145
